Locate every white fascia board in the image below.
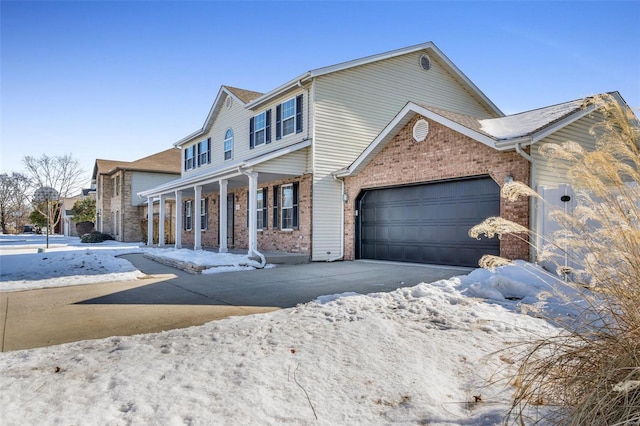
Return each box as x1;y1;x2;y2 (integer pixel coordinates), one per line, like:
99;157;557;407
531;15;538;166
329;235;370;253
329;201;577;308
427;43;504;117
245;73;312;110
310;42;436;77
173;86;234;148
138;140;311;198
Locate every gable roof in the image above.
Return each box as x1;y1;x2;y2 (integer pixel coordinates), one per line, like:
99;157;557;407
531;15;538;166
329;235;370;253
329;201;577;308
245;41;503;117
92;148;181;180
335;92;625;177
174;85;264;147
175;41;504;148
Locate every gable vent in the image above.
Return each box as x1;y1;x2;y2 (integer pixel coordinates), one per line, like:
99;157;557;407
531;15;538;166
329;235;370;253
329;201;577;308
413;119;429;142
419;54;431;71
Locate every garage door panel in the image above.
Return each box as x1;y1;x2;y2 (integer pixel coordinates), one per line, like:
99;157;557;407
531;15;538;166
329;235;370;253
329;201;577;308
358;177;500;267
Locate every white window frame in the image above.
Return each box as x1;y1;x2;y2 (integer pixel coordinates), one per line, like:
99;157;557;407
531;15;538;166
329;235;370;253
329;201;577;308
200;198;208;230
254;112;266;146
256;188;265;230
185;200;192;231
185;146;195;171
281;98;296;137
197;139;210;166
281;184;293;230
224;129;233;161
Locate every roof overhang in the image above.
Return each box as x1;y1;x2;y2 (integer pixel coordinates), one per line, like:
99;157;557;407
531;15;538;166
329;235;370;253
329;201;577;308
139;139;311;198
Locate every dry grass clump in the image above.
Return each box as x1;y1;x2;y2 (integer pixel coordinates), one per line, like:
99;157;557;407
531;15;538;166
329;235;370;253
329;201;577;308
471;94;640;424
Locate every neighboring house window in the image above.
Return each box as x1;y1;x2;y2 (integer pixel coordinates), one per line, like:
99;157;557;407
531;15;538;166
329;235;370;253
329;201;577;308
280;182;299;230
200;198;208;230
184;146;195;171
113;176;120;196
197;138;211;167
276;95;304;140
184;200;192;231
224;129;233;161
249;110;271;149
114;210;119;236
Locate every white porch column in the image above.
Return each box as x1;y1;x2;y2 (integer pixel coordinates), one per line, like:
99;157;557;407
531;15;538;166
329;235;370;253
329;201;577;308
146;197;154;246
174;190;182;249
194;185;202;250
247;171;258;257
158;194;166;247
219;179;228;253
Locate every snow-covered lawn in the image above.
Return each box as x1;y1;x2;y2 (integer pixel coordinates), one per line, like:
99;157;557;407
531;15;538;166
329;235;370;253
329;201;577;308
0;234;269;292
0;234;579;424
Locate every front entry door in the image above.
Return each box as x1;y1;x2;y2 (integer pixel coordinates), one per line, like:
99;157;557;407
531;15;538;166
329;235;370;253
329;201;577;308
227;193;234;248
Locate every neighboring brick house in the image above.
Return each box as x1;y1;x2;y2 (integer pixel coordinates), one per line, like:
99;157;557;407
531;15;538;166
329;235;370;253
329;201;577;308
93;148;180;242
139;42;634;267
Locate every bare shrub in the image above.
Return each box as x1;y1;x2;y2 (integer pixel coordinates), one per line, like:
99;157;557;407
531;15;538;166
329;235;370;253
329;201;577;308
471;94;640;424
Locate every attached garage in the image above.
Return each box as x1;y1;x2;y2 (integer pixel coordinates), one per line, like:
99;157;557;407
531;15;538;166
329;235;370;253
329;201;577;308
355;176;500;267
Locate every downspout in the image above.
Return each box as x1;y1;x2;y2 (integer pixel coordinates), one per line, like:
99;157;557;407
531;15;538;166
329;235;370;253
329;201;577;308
327;174;345;262
515;142;537;263
237;167;266;268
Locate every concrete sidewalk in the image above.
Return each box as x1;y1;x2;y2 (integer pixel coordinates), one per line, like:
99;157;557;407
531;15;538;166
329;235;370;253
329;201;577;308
1;255;471;352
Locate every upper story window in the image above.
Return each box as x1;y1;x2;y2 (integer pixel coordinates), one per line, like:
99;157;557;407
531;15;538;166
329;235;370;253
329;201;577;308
184;138;211;171
184;146;195;171
249;110;271;149
224;129;233;161
197;138;211;167
276;94;304;140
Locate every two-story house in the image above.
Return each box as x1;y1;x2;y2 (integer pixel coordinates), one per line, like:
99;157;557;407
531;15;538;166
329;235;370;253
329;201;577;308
140;41;635;268
93;148;181;242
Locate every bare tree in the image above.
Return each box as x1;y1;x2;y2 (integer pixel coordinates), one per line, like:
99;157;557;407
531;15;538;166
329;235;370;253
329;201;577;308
22;154;86;233
0;172;31;233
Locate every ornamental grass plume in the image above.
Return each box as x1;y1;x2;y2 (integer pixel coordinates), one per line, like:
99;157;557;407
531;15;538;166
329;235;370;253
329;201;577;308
471;94;640;425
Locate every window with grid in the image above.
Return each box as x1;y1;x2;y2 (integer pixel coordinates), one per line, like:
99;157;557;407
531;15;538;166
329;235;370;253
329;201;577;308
224;129;233;161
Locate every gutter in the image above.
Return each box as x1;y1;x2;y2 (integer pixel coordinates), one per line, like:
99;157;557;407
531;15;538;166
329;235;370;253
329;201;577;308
515;141;537;263
246;74;312;110
327;174;345;262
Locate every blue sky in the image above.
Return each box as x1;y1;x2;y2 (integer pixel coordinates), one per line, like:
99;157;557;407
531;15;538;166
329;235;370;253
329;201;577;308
1;1;638;185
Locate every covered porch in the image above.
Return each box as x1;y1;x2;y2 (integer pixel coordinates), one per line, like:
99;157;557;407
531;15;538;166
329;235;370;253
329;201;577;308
138;140;311;263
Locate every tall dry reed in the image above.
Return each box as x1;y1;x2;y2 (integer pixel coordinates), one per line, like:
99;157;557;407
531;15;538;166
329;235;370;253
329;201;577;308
470;93;640;425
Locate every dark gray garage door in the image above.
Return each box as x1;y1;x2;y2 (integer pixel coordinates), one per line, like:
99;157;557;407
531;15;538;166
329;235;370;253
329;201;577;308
356;177;500;267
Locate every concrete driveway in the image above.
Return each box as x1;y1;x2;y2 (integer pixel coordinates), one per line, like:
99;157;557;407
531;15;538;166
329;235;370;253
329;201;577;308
0;254;470;351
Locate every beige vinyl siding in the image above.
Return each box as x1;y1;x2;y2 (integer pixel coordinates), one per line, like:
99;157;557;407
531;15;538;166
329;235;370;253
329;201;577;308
532;114;600;188
253;148;310;176
310;50;498;260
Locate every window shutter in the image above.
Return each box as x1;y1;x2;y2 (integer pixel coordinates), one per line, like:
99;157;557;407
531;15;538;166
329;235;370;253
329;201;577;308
293;182;299;229
183;201;187;230
207;138;211;164
246;190;249;227
265;109;271;144
184;149;188;171
295;94;303;134
273;185;279;229
275;104;282;140
249;117;255;149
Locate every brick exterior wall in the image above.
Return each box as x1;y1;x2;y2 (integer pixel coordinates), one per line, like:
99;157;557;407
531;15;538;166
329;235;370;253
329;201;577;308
179;174;312;254
343;115;530;263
